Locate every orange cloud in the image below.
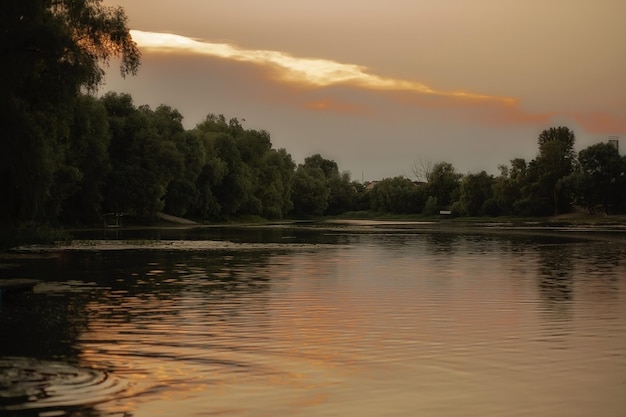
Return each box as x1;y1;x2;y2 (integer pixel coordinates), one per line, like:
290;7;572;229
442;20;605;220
130;30;516;105
303;98;372;115
567;111;626;134
477;101;556;127
382;88;553;127
128;31;626;136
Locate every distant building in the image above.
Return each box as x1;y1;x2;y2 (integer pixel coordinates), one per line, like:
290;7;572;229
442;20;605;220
364;181;379;191
608;136;619;153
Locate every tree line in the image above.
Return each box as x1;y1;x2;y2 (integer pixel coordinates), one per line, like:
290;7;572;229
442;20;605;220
2;1;625;229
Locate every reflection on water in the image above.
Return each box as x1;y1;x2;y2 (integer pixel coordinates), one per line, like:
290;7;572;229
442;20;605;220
1;224;625;416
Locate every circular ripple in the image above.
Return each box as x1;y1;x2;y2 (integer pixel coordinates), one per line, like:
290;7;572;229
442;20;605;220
0;357;129;412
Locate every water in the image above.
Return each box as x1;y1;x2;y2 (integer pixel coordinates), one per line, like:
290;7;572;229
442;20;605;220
1;222;625;416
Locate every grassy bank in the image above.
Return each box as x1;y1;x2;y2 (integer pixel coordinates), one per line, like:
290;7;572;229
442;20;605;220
0;224;73;250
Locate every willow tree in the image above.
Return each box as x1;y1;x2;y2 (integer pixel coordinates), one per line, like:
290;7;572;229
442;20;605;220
0;0;140;224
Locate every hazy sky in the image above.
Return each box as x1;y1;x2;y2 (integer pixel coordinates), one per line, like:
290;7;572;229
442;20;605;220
102;0;626;181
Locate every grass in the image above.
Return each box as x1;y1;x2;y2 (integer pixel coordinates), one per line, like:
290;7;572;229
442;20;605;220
0;224;73;250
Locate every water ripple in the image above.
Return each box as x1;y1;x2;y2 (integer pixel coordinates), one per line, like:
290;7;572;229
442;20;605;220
0;357;130;412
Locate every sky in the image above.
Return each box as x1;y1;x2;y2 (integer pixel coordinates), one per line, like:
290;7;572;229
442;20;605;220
102;0;626;181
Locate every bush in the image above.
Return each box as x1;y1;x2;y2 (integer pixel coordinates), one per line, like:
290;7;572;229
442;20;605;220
423;196;439;215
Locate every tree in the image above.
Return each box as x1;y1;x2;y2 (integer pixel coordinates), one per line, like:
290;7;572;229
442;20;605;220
209;134;253;217
236;128;273;216
254;149;295;218
459;171;495;216
163;132;205;217
411;157;434;183
301;154;357;215
534;127;577;215
102;93;182;221
427;162;462;209
576;142;626;214
58;94;112;223
369;177;421;214
492;159;527;215
326;172;357;215
291;166;329;216
303;154;339;179
1;0;140;224
423;196;439;216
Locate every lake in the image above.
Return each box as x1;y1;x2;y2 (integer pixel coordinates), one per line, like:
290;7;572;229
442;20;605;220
1;221;625;416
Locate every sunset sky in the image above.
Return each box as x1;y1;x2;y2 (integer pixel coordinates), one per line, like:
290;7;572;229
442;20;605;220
102;0;626;180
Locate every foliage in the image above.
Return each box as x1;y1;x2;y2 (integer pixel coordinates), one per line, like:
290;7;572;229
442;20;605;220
58;94;112;223
291;166;329;216
101;93;182;220
459;171;495;216
1;0;624;228
1;0;139;225
533;126;577;215
423;196;439;216
426;162;462;209
575;143;626;214
369;177;421;214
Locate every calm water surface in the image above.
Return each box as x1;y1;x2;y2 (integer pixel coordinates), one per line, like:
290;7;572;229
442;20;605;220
1;222;625;416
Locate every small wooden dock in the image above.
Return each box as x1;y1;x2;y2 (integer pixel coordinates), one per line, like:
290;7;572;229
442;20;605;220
0;279;40;299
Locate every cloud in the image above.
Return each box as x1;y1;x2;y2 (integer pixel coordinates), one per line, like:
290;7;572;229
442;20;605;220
129;30;626;136
303;98;372;115
130;30;516;105
567;112;626;135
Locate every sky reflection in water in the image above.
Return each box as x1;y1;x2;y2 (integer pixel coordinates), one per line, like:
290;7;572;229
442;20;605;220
1;225;625;416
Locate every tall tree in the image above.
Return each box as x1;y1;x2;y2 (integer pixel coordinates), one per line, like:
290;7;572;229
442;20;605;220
534;126;577;215
427;162;462;209
577;142;626;214
0;0;139;224
291;166;329;216
256;149;296;218
102;93;182;220
163;132;205;217
369;177;421;214
459;171;495;216
303;154;339;179
492;159;527;215
58;95;111;223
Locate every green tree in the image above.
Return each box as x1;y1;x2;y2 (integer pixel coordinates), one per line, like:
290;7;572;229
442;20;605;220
459;171;495;216
236;129;273;216
427;162;462;209
256;148;295;218
102;93;182;221
534;126;577;215
291;166;329;216
369;177;421;214
492;159;527;215
303;154;339;179
206;133;251;218
423;196;439;216
576;142;626;214
1;0;139;224
163;132;205;217
326;172;357;215
58;94;111;223
301;154;356;215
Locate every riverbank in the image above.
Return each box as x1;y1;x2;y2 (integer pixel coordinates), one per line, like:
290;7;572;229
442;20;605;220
332;208;626;227
2;210;625;251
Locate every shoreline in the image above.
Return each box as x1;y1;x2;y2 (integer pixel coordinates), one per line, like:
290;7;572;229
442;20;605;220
2;212;626;252
3;217;626;254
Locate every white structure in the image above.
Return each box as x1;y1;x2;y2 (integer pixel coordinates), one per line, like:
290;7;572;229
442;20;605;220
608;136;619;153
